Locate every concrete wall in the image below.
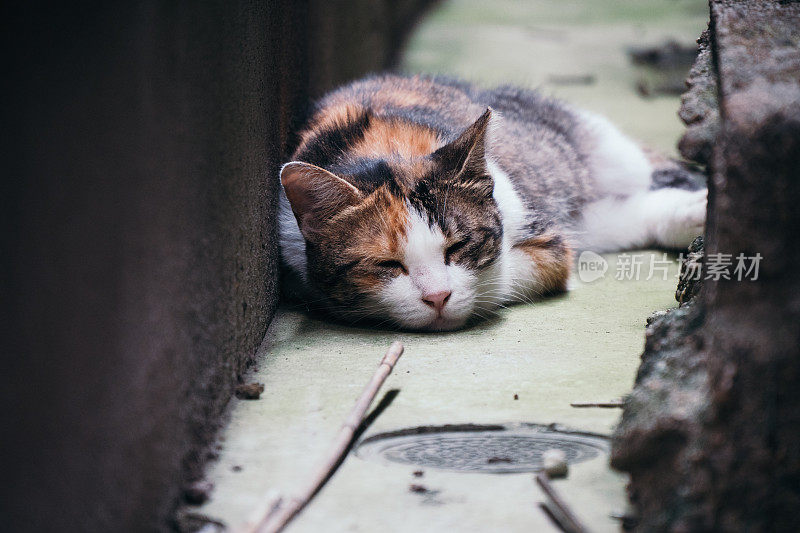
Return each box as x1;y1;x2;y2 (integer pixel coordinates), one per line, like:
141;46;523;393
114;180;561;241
1;1;430;531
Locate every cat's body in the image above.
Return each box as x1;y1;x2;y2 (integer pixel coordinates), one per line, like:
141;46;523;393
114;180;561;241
278;74;706;330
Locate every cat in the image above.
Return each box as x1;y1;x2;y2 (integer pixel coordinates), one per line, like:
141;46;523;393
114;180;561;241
278;74;706;331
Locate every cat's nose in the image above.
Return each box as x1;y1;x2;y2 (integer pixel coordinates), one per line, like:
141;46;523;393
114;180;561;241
422;290;451;312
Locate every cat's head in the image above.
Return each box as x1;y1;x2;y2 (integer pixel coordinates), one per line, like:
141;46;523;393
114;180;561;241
281;109;502;331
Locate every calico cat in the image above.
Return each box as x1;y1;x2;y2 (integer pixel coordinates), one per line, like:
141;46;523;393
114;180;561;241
278;74;706;331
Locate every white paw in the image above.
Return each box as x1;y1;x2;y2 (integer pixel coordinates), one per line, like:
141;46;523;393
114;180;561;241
663;189;708;248
655;189;707;249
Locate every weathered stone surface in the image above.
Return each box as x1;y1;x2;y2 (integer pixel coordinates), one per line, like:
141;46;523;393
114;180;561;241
675;236;705;305
611;303;711;531
678;29;719;166
702;3;800;530
614;1;800;530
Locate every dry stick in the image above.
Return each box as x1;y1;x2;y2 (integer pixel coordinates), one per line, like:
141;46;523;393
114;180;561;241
246;341;404;533
535;473;590;533
539;502;569;532
570;400;624;408
239;491;283;533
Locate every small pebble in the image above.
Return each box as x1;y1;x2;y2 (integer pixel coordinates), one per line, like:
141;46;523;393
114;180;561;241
235;382;264;400
513;394;519;400
542;448;568;478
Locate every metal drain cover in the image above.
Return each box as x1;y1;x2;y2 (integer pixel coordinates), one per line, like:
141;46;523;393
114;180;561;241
355;424;608;474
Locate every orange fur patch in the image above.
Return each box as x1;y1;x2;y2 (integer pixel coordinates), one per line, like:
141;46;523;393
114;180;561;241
514;233;573;293
387;157;435;189
349;118;440;160
330;187;410;293
358;188;409;257
296;102;365;155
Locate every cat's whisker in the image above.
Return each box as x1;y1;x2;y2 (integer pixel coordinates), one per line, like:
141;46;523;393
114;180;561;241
477;301;510;310
469;310;492;321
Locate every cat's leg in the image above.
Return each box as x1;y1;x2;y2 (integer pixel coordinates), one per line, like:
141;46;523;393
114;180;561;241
473;232;572;316
514;233;573;294
502;233;573;300
482;160;572;309
577;187;707;252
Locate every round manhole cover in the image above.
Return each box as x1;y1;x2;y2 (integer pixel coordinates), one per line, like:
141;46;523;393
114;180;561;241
355;424;608;474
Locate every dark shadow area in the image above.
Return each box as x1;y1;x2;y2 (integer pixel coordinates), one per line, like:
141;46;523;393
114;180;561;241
1;2;434;531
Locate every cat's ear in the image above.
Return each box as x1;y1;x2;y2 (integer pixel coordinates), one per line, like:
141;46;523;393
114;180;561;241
433;108;492;187
280;161;362;238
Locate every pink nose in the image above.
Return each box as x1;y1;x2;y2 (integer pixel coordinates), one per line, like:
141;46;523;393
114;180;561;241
422;290;451;312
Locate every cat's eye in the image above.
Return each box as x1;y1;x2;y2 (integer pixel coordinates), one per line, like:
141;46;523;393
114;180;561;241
445;239;468;264
376;260;407;275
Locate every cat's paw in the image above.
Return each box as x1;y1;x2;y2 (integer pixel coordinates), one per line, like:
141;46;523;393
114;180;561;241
654;188;707;249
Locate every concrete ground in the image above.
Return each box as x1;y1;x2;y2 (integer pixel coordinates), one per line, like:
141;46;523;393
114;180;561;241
183;1;707;531
185;254;680;532
403;0;708;155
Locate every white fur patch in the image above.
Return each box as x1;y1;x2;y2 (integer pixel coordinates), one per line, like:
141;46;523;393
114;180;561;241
374;162;560;330
578;110;653;195
377;207;476;330
278;188;309;288
578;188;707;252
477;160;549;307
488;159;526;243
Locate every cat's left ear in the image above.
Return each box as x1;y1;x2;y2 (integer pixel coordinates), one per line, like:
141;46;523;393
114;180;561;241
432;107;492;194
280;161;363;239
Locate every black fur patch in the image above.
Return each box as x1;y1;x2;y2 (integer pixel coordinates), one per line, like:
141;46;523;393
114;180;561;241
332;158;395;193
650;168;706;191
295;111;371;168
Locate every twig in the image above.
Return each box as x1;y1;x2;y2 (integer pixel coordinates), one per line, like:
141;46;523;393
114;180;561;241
242;341;404;533
539;502;570;532
238;491;283;533
570;400;624;408
535;473;589;533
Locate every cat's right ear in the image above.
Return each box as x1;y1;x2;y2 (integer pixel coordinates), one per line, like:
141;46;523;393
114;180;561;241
280;161;363;238
433;107;492;178
431;108;493;197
